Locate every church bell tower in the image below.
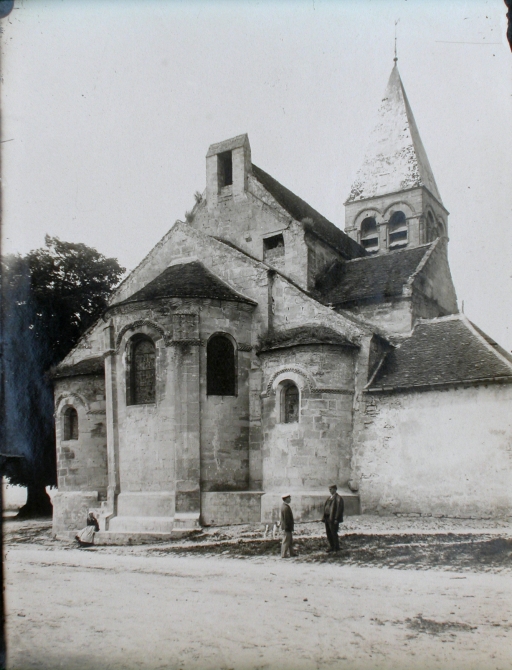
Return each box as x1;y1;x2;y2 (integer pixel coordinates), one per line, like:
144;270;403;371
344;63;448;254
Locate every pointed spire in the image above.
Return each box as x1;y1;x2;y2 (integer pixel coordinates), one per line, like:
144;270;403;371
346;65;442;205
394;19;399;64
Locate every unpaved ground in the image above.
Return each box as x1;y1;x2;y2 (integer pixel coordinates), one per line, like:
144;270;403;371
4;518;512;670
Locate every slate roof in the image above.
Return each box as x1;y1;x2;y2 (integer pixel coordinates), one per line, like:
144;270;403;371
251;164;365;260
112;261;256;307
347;65;442;204
368;317;512;391
258;325;357;353
52;356;104;379
316;244;432;306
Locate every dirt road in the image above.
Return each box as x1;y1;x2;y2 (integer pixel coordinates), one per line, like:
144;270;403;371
6;539;512;670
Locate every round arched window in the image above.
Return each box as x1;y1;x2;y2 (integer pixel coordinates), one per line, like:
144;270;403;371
64;407;78;441
388;211;408;249
207;335;236;396
131;338;156;405
360;216;379;252
280;382;299;424
426;212;439;243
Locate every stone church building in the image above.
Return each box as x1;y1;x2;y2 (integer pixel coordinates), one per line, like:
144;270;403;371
52;65;512;539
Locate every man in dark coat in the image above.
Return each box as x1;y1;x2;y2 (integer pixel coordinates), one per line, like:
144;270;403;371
323;485;344;552
280;494;296;558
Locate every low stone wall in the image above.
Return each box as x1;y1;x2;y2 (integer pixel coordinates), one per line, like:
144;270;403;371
52;491;101;537
200;491;263;526
353;384;512;518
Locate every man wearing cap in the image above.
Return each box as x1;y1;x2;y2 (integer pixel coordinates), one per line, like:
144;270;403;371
323;484;344;552
280;494;296;558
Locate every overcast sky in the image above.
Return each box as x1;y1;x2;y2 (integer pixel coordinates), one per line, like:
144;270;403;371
2;0;511;349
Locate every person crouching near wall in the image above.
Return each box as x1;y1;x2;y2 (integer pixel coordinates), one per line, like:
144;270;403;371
75;511;99;547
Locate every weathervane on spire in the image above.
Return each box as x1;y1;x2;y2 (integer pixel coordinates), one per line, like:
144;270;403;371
394;19;400;63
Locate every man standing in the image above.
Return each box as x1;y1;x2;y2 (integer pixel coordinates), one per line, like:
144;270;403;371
280;494;295;558
323;484;344;552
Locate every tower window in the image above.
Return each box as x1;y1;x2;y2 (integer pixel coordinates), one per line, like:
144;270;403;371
280;382;299;424
426;212;439;243
207;335;236;396
388;211;408;249
218;151;233;188
263;234;285;263
360;217;379;252
64;407;78;441
130;337;156;405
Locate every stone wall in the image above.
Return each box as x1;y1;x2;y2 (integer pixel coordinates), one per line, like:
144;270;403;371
340;298;413;335
351;383;512;518
198;302;254;492
201;491;262;525
260;345;356;495
54;374;107;494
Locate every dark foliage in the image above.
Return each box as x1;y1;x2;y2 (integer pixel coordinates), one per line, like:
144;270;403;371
1;236;124;515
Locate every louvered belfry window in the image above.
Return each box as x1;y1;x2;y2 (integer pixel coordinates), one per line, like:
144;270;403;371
132;338;156;404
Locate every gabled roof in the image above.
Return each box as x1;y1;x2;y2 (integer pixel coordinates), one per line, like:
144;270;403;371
111;261;257;307
316;243;433;306
52;356;104;379
258;325;358;353
347;65;442;204
252;164;365;260
368;316;512;392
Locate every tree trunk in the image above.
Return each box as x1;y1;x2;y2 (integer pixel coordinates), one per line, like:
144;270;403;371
17;483;53;518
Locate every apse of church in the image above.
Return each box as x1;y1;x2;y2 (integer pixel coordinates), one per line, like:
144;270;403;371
51;64;512;540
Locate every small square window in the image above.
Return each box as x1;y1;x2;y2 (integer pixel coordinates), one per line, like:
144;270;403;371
263;234;285;263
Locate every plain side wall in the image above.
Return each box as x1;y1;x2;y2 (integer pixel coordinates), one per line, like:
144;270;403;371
352;384;512;517
260;345;356;491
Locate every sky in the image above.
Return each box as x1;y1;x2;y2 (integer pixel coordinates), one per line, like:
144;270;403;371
2;0;512;350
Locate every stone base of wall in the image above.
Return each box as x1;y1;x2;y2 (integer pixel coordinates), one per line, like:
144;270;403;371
108;516;174;533
52;491;102;537
201;491;263;525
261;490;360;523
115;491;175;516
106;491;176;533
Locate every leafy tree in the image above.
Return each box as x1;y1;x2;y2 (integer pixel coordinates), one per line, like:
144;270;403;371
1;236;125;516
